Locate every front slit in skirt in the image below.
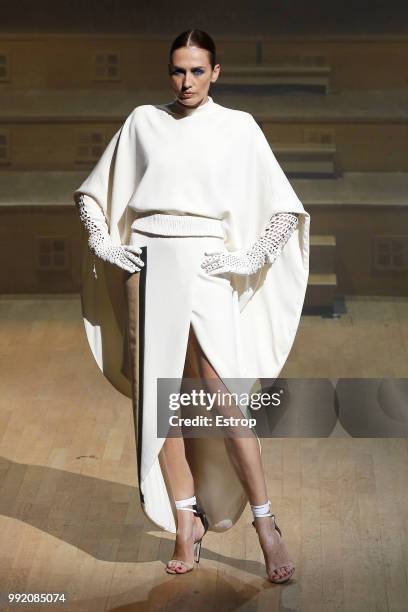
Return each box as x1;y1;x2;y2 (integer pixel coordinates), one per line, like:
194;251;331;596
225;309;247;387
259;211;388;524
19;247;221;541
125;215;262;533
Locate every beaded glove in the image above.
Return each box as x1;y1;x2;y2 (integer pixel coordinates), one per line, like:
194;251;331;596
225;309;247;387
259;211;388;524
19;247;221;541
201;212;299;276
75;193;144;277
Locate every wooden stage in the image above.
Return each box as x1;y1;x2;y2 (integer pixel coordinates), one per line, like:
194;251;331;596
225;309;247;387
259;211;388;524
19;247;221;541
0;294;407;611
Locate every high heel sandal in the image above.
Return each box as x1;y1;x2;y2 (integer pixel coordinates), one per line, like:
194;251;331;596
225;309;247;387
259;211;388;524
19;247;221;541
251;500;295;584
166;495;209;574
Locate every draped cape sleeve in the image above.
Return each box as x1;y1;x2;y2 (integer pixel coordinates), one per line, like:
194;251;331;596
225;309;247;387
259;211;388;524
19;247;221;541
221;114;310;379
73;106;310;395
73;109;142;398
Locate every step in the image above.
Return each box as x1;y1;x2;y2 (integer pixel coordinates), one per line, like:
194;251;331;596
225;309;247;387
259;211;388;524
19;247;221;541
310;234;336;247
310;235;336;272
280;160;336;177
273;143;336;156
273;142;337;177
220;64;332;77
305;274;338;310
308;273;337;286
217;64;330;94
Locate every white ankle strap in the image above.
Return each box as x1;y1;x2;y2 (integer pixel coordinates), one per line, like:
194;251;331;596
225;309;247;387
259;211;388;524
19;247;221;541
175;495;197;510
250;499;272;518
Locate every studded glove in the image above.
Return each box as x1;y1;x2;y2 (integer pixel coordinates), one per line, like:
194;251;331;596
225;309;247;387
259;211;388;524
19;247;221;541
75;193;144;277
201;212;299;276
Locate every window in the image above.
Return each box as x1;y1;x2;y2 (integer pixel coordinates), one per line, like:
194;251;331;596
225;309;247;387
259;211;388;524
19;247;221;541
373;235;408;271
76;130;105;163
0;130;10;163
304;127;335;145
0;53;10;81
36;237;69;271
93;52;120;81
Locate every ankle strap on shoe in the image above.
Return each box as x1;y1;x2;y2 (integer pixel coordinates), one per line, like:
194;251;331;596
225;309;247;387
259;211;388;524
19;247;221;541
175;495;197;511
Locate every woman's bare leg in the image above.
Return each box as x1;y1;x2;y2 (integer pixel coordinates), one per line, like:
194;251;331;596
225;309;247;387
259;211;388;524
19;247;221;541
188;325;293;581
159;324;206;571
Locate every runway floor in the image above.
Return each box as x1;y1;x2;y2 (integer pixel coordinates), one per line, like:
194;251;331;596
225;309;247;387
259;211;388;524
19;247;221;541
0;294;407;611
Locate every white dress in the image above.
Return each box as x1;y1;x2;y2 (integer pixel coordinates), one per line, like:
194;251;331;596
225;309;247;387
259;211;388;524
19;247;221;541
73;95;310;533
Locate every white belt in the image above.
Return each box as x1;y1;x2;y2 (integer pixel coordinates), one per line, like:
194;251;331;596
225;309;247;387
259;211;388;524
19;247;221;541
130;213;225;238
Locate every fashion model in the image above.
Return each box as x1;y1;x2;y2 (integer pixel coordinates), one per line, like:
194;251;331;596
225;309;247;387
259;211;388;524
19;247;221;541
74;29;310;584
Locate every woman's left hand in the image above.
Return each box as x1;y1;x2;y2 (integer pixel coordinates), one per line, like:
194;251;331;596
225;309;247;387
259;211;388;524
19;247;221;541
200;249;264;276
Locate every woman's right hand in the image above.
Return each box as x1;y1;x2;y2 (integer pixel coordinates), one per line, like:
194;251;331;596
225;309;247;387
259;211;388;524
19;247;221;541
89;235;145;274
75;193;144;274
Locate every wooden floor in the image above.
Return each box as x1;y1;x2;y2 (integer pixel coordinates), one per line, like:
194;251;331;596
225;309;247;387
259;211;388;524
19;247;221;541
0;294;407;612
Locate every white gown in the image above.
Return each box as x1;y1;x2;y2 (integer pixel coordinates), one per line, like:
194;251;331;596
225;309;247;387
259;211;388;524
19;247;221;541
73;95;310;533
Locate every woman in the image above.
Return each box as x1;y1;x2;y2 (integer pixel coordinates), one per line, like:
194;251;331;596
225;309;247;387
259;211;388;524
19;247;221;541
74;29;310;583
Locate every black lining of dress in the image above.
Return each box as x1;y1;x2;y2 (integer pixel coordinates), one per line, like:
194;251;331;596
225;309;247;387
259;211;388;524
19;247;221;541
137;246;147;506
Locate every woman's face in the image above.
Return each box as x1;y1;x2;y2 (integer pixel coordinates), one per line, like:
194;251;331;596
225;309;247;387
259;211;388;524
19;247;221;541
168;45;220;109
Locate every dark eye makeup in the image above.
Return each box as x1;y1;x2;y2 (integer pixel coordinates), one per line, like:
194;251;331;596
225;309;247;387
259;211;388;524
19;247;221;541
171;67;205;75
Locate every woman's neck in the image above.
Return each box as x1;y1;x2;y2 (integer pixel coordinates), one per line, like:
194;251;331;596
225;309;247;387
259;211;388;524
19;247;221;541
167;95;211;117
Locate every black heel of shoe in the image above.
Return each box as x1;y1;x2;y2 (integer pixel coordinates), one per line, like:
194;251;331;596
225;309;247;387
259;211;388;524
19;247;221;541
194;539;202;563
192;503;209;564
